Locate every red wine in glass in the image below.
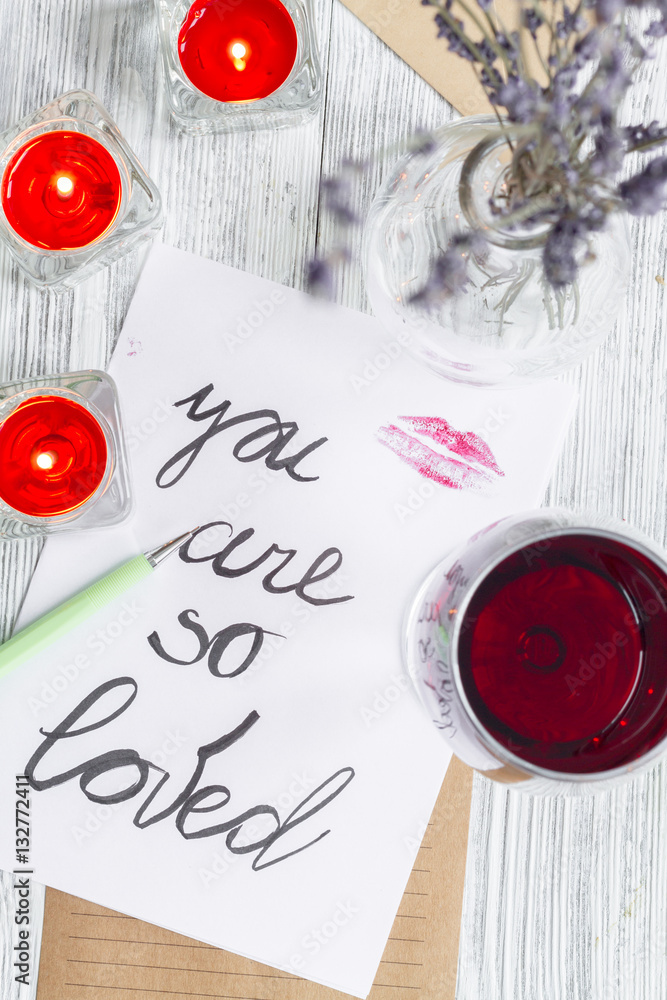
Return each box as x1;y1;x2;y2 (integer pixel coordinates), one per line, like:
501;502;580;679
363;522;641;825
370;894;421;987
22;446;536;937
457;532;667;775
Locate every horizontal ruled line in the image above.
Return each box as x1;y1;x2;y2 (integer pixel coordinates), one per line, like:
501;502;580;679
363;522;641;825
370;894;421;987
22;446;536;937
380;960;423;967
396;914;426;919
71;913;137;919
374;984;421;990
69;936;219;951
387;937;424;943
65;986;264;999
410;869;430;874
68;959;291;980
403;891;428;896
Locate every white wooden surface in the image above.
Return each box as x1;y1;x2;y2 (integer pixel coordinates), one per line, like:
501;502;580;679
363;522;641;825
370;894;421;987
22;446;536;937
0;1;666;998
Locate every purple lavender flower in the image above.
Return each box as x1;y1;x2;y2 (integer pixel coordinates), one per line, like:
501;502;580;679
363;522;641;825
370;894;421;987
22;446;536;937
410;233;486;305
544;219;581;288
595;0;624;23
306;259;335;297
590;129;625;176
410;131;438;155
577;49;631;127
494;75;540;123
495;31;521;72
557;5;586;36
477;38;498;64
481;66;504;90
434;11;474;60
646;18;667;37
619;156;667;214
623;122;659;144
321;176;360;226
521;7;543;38
496;31;519;54
544;67;578;129
573;29;600;66
409;251;470;304
622;121;667;149
579;202;607;230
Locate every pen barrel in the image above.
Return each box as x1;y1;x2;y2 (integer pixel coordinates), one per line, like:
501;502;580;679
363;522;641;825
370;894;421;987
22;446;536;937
0;554;153;679
84;554;154;609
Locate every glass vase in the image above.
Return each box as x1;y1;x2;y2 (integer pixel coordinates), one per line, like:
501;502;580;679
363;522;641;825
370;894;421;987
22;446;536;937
363;115;632;388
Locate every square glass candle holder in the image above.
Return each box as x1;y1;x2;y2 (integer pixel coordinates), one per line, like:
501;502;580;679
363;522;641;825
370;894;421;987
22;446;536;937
0;90;162;289
154;0;322;133
0;370;132;539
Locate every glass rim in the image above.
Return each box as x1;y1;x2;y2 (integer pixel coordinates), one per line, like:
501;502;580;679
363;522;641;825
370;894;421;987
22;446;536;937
0;118;130;255
0;386;116;524
458;127;551;251
449;519;667;784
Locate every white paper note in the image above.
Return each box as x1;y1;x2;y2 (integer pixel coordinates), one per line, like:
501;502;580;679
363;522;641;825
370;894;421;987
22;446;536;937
0;244;576;997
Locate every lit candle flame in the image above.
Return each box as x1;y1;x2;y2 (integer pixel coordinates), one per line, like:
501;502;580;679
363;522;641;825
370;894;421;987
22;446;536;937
35;451;56;470
55;174;75;198
230;40;248;71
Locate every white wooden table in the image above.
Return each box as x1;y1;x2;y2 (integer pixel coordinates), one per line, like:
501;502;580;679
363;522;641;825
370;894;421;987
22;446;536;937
1;2;666;998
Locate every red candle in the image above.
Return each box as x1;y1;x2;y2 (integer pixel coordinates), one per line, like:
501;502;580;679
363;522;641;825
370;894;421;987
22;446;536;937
0;395;109;517
178;0;298;103
1;130;123;251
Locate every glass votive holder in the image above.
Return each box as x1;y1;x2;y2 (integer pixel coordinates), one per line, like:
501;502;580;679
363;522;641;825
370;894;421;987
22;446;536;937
0;370;132;539
405;509;667;794
0;90;162;289
154;0;322;133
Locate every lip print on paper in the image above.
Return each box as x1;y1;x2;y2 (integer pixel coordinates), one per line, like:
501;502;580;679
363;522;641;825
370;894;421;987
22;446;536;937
377;415;505;494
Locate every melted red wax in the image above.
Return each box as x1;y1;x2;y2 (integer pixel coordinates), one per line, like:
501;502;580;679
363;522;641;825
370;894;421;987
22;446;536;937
178;0;298;102
1;130;122;251
0;395;108;516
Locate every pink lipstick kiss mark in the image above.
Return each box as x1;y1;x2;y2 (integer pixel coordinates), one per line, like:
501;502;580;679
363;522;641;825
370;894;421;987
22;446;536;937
376;416;505;494
398;415;504;477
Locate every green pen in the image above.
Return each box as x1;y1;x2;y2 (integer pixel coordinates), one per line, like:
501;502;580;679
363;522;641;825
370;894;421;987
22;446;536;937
0;528;198;678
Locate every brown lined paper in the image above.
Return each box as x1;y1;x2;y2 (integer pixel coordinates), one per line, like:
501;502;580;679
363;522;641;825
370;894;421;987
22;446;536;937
36;756;473;1000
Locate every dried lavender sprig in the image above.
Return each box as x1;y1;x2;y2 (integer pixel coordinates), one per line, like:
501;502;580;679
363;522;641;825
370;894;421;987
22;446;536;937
423;0;503;71
311;0;667;299
623;122;667;151
307;249;351;297
447;0;516;71
409;233;488;304
423;0;513;140
307;134;444;294
619;156;667;214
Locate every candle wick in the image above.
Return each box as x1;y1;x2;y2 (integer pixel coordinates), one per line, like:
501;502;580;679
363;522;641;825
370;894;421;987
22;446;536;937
230;40;248;71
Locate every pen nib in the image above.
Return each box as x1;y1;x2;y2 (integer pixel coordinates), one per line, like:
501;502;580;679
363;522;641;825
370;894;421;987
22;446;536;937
144;527;200;569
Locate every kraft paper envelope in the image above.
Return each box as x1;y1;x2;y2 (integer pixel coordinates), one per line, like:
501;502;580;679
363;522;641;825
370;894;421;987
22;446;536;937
36;758;474;1000
337;0;552;114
